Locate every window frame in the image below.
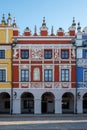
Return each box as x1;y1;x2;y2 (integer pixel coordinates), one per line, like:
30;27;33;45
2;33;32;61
44;50;52;59
0;50;5;59
33;68;40;81
21;69;29;82
84;70;87;82
44;69;53;82
0;69;6;82
61;69;69;82
61;50;69;59
84;49;87;58
21;50;29;59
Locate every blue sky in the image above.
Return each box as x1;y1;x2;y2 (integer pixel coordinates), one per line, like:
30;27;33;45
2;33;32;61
0;0;87;34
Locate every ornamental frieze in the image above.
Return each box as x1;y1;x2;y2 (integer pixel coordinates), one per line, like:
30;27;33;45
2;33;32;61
77;59;87;67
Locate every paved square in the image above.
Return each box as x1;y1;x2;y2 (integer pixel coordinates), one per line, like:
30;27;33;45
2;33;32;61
0;114;87;130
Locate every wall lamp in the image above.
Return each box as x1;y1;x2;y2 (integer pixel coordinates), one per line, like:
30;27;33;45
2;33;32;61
14;91;17;98
77;92;81;99
12;38;17;48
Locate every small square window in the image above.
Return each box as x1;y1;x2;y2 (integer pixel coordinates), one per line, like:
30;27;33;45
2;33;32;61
44;50;52;59
61;50;69;59
0;50;5;59
21;50;29;59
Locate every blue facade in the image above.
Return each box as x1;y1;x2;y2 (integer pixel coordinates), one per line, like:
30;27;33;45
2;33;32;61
77;33;87;88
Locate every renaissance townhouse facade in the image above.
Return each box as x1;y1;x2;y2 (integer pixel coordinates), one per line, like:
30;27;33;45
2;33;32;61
0;13;87;114
12;17;76;114
76;25;87;113
0;14;13;114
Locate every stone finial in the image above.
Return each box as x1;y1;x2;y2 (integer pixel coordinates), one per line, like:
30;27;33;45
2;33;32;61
34;25;37;36
1;14;6;25
72;17;76;27
34;25;37;33
42;17;46;27
13;17;17;27
7;13;12;26
51;26;54;34
77;22;81;32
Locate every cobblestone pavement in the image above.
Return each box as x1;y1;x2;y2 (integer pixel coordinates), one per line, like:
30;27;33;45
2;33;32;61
0;114;87;130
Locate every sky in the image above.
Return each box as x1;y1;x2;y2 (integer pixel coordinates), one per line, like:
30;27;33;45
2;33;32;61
0;0;87;34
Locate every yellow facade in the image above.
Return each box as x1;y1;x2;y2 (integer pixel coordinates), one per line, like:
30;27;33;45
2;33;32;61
0;26;13;88
0;28;13;44
0;47;12;88
0;29;6;43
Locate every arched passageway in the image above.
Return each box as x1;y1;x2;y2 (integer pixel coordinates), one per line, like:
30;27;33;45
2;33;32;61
83;93;87;113
41;92;55;114
21;92;34;114
62;92;74;114
0;92;10;114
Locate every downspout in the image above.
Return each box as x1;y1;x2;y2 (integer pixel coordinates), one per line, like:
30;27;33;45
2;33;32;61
75;45;77;114
72;38;77;114
10;43;13;115
10;38;17;115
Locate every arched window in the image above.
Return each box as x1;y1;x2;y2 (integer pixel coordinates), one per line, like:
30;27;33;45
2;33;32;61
33;68;40;80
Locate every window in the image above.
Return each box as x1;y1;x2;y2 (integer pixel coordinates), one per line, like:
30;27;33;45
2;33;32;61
33;68;40;81
21;50;29;59
0;69;6;82
21;70;29;82
83;50;87;58
61;69;69;81
84;71;87;82
44;50;52;59
44;69;53;82
0;50;5;59
61;50;69;59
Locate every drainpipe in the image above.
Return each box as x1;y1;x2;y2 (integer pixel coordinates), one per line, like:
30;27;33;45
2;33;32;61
75;45;78;114
10;38;17;115
72;38;77;114
10;44;13;115
75;45;77;114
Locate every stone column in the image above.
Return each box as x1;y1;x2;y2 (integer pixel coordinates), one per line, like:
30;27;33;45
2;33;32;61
34;98;41;114
13;98;21;114
55;98;62;114
77;98;83;113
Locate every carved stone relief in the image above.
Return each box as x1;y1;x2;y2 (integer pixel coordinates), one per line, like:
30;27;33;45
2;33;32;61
71;48;75;58
54;48;59;59
31;47;43;59
13;49;18;58
31;82;42;88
